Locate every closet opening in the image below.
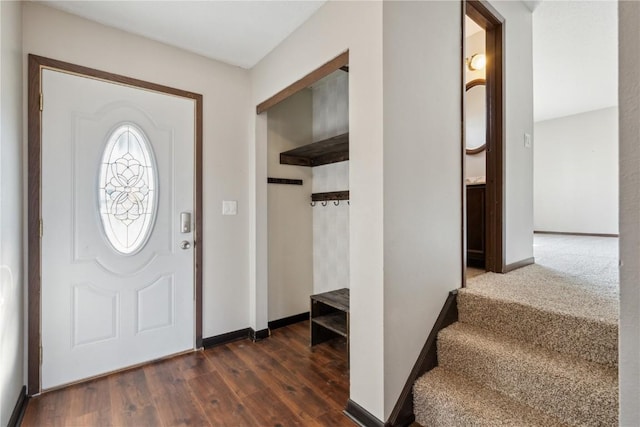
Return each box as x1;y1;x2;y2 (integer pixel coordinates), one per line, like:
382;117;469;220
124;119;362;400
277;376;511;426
259;52;351;392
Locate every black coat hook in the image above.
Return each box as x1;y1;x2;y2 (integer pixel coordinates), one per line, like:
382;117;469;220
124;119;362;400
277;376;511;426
334;200;340;206
310;201;316;207
321;201;328;207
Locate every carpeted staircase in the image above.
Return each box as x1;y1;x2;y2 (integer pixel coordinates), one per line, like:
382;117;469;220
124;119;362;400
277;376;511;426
413;267;619;426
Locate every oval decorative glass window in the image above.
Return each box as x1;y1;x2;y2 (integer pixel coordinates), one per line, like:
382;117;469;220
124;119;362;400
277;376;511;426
99;123;157;255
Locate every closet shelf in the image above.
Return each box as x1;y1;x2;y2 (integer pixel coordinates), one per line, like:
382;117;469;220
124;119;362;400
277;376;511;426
310;288;350;350
280;133;349;167
311;191;349;202
311;313;347;337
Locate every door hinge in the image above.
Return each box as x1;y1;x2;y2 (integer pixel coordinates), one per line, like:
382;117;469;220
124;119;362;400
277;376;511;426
39;219;43;238
40;346;43;365
39;93;43;111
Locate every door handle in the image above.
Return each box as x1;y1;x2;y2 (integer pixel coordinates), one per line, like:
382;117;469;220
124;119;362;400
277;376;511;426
180;240;191;250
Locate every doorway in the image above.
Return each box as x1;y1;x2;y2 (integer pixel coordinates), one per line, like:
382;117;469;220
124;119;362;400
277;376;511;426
27;55;204;394
531;0;619;287
463;0;504;279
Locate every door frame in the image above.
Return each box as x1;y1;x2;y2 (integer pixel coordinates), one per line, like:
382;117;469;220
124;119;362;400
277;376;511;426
463;0;505;277
27;54;204;395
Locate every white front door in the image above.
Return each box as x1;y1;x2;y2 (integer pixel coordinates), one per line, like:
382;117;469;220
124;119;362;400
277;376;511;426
41;69;195;389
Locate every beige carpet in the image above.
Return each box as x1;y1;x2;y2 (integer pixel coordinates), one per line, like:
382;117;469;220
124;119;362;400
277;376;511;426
466;264;618;321
414;367;567;427
533;233;619;294
460;264;618;366
414;244;619;426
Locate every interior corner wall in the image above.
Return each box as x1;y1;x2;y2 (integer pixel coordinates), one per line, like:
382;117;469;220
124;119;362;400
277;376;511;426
311;71;350;294
382;0;462;418
0;1;24;424
618;2;640;424
267;91;313;321
250;1;385;420
534;107;619;234
491;0;535;266
22;2;253;338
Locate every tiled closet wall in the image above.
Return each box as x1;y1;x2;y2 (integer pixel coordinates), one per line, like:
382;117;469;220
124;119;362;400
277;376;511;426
311;72;349;293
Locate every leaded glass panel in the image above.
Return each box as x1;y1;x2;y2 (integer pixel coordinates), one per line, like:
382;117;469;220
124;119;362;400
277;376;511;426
99;123;157;255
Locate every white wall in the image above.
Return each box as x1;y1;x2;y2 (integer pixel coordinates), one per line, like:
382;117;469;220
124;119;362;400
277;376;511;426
534;107;619;234
22;2;252;338
496;0;535;266
382;1;462;418
311;71;350;294
618;2;640;424
251;1;385;419
267;91;313;321
0;1;24;424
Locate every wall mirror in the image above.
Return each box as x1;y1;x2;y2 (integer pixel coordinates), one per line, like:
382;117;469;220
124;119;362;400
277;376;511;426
465;78;486;155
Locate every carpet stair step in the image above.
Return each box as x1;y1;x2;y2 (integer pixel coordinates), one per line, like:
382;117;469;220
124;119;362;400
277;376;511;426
457;288;617;367
413;367;567;427
437;322;618;427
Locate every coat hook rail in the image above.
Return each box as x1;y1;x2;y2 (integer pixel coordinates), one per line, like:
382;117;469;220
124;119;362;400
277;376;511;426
310;191;350;202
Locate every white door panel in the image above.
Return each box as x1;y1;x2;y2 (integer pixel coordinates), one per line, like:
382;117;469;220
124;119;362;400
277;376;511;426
41;70;195;389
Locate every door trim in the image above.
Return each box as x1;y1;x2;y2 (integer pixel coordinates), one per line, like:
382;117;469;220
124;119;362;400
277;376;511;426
27;54;204;395
464;1;505;274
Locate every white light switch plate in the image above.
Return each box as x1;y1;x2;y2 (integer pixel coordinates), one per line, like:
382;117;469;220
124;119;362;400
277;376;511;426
222;200;237;215
524;133;532;148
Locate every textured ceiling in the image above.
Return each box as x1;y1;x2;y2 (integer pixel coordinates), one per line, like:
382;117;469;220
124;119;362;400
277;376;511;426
533;1;618;122
39;0;326;69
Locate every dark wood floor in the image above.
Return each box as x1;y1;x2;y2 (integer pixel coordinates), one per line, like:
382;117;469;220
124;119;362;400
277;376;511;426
22;320;353;426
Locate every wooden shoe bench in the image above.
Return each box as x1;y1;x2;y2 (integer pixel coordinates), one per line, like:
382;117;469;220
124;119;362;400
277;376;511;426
310;288;349;355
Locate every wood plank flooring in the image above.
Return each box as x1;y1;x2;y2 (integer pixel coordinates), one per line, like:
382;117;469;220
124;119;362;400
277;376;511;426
22;321;352;426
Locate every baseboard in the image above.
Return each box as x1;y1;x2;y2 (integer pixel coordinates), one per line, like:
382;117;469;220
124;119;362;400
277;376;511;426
344;399;384;427
202;328;251;349
385;290;459;427
8;385;28;427
203;326;271;347
534;230;619;238
250;328;270;342
268;312;309;330
503;257;535;273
